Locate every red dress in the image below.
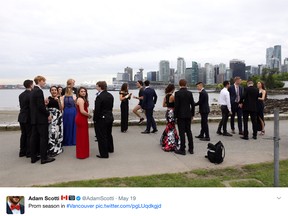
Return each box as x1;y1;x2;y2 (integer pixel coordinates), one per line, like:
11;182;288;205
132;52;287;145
75;102;89;159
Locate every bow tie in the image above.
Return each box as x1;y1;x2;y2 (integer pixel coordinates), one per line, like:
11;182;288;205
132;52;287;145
10;204;20;210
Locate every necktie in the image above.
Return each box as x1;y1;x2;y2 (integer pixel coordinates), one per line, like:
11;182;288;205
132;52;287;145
11;204;20;210
236;86;240;102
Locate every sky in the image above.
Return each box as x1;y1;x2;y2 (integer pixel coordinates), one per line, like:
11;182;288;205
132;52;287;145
0;0;288;85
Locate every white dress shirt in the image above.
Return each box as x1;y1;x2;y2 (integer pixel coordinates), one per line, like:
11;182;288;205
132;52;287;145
219;87;231;112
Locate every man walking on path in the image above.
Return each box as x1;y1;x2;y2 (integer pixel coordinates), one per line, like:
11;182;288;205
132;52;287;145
141;80;158;134
174;79;195;155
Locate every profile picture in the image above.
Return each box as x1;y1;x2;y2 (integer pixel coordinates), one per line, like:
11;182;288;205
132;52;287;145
6;196;25;214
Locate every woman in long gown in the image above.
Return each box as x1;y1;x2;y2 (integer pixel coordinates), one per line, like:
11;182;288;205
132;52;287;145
75;87;91;159
160;84;180;151
46;86;63;156
61;80;77;146
257;81;267;135
119;83;132;133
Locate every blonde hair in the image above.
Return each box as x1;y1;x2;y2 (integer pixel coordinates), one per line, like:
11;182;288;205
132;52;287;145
65;79;74;95
34;75;46;85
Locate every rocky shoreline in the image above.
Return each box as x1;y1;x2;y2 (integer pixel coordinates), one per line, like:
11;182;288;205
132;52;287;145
1;98;287;124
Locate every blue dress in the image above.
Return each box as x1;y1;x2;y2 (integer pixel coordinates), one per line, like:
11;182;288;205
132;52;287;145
63;96;76;146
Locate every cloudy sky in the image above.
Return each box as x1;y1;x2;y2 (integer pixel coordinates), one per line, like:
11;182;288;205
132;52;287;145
0;0;287;85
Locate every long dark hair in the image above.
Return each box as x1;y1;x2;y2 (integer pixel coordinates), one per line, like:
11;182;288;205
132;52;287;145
77;87;89;104
120;83;128;93
165;84;175;94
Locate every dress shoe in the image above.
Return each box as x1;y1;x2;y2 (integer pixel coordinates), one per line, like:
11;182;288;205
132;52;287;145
174;150;186;155
200;137;210;141
239;131;244;135
96;155;108;159
241;136;249;140
41;157;55;164
252;136;257;140
216;131;223;135
223;132;233;136
195;135;204;138
19;152;26;157
188;149;194;154
31;156;40;163
141;130;150;134
151;129;158;133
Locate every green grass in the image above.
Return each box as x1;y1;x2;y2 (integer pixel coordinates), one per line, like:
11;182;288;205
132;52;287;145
44;160;288;187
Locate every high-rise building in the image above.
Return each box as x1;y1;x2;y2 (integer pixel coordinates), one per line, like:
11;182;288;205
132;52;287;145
198;67;206;83
284;57;288;65
230;59;246;80
191;61;199;84
185;68;192;84
219;63;226;74
266;47;274;68
159;60;170;83
134;68;144;81
124;67;133;81
177;57;186;76
147;71;157;81
273;45;282;66
205;63;214;85
116;72;129;81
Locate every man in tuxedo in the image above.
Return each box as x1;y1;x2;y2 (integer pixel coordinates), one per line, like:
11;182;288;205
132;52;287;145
30;76;55;164
141;80;158;134
93;81;114;159
228;76;243;135
174;79;195;155
6;196;25;214
239;80;259;140
18;79;34;157
194;82;210;141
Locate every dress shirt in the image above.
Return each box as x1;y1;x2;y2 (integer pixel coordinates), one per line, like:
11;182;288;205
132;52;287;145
7;200;21;214
219;87;231;112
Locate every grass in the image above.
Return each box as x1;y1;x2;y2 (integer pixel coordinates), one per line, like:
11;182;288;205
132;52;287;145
44;160;288;187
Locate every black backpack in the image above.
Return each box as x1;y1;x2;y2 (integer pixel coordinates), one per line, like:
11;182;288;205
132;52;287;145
205;141;225;164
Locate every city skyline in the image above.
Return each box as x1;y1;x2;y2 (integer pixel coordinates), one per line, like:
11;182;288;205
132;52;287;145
1;0;288;85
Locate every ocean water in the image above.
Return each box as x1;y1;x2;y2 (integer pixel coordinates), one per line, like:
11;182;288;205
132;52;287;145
0;88;286;111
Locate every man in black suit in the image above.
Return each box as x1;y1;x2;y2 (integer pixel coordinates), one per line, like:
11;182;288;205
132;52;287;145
141;80;158;134
6;196;25;214
61;78;78;96
239;80;259;140
228;76;243;135
93;81;114;158
30;76;55;164
174;79;195;155
18;80;34;157
194;82;210;141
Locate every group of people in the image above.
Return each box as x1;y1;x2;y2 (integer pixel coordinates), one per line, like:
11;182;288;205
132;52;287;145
18;76;115;163
217;77;267;140
18;75;267;163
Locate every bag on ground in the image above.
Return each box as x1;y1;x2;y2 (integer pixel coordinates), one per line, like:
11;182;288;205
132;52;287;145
205;141;225;164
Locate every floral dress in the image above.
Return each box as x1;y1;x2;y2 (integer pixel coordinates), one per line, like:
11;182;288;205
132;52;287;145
160;94;180;151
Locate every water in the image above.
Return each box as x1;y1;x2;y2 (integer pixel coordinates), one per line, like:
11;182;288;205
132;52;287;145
0;88;287;111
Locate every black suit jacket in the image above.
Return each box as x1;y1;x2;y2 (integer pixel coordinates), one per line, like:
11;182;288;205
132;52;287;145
18;90;31;123
30;86;50;125
142;87;157;110
228;84;243;103
174;88;195;118
6;203;25;214
93;90;114;122
240;86;259;112
194;89;210;114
